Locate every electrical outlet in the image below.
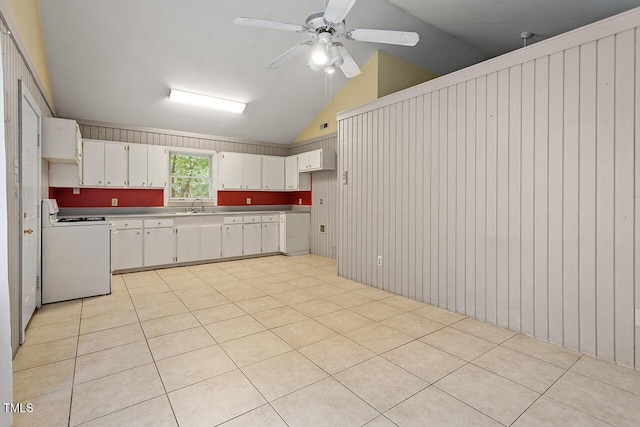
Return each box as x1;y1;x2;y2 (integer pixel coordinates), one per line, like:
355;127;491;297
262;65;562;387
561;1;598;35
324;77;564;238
111;198;118;206
377;256;383;267
246;198;251;205
320;224;325;233
72;187;80;195
299;198;302;205
320;198;323;204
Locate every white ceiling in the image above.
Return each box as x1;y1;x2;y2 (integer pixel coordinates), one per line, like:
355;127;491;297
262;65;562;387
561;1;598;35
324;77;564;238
38;0;640;144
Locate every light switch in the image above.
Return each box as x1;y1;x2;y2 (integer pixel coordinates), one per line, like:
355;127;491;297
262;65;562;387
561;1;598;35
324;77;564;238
341;171;348;185
111;198;118;206
246;198;251;205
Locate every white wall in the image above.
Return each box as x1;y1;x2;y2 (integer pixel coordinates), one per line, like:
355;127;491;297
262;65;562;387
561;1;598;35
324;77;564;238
0;33;14;427
337;8;640;370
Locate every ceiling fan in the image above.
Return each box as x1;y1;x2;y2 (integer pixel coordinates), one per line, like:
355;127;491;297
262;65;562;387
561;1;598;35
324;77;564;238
233;0;419;78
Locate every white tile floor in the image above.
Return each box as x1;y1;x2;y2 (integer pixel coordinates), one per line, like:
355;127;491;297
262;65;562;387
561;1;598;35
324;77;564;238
12;255;640;426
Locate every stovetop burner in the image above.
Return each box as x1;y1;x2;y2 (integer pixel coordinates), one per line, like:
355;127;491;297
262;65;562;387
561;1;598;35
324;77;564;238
58;217;107;223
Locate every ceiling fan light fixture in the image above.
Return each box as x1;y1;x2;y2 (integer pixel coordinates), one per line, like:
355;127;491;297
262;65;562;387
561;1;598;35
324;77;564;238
324;65;336;74
311;44;329;65
169;89;246;113
328;45;343;66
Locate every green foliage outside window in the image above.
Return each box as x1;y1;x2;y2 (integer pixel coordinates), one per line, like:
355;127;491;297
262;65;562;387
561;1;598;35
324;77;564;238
170;152;212;198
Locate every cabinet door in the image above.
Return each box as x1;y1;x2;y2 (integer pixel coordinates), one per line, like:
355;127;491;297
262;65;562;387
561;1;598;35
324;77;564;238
112;229;143;270
147;145;168;188
105;143;128;187
82;140;105;186
243;223;261;255
285;155;299;190
222;224;243;257
176;226;200;263
200;225;222;260
262;156;285;191
144;227;175;266
308;150;323;169
243;154;262;190
297;152;310;171
128;144;147;187
261;222;279;253
219;152;244;190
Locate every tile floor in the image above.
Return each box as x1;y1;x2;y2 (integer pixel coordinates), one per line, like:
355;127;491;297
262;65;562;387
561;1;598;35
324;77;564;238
11;254;640;426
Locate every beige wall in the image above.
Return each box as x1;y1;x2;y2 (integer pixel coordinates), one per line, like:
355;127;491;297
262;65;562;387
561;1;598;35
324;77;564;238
294;50;437;142
2;0;53;104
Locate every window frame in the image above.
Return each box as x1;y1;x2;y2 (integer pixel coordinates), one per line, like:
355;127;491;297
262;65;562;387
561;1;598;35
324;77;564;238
166;149;217;206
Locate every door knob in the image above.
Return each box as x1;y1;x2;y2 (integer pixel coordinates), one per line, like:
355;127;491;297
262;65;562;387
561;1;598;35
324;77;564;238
23;228;34;234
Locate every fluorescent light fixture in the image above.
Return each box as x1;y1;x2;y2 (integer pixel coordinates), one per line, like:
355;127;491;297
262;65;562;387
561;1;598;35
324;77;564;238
169;89;246;113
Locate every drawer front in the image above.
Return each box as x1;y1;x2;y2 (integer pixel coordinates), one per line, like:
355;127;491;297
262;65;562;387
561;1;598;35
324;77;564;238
261;215;279;223
111;219;143;230
223;216;242;224
243;215;261;224
143;218;174;228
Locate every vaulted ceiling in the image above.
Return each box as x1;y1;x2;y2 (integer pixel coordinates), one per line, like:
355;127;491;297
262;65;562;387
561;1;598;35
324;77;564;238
38;0;640;144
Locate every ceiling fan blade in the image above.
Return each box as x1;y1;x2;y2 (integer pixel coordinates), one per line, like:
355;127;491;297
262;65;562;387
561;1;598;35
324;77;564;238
337;46;361;78
268;40;314;69
347;29;419;46
323;0;358;25
233;17;307;33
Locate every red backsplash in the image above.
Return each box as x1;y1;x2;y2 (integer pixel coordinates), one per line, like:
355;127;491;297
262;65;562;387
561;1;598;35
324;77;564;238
50;188;165;208
49;187;312;207
217;191;311;206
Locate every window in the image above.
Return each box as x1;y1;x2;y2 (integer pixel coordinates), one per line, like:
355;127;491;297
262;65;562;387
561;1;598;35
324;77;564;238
169;152;213;200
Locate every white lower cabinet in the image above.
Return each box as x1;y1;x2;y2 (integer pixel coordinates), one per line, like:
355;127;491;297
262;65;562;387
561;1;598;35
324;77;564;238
176;226;200;263
222;224;243;258
200;225;222;260
261;222;279;253
243;223;261;255
112;229;143;270
144;219;175;267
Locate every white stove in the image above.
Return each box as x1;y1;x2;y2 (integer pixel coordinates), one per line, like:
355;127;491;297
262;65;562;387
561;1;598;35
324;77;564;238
41;199;112;304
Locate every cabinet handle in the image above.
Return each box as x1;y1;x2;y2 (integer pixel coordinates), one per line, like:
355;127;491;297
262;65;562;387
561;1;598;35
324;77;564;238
149;182;153;186
147;231;150;234
98;181;102;184
142;182;145;185
107;181;111;184
136;232;140;235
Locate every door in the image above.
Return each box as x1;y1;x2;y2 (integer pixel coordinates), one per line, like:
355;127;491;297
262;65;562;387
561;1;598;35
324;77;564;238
285;155;299;190
144;227;175;266
219;152;244;190
147;145;167;188
82;140;105;185
222;224;243;257
128;144;147;187
112;229;143;270
262;156;285;191
200;225;222;260
19;83;41;342
176;226;200;262
261;222;279;253
104;142;128;186
243;223;261;255
243;154;262;190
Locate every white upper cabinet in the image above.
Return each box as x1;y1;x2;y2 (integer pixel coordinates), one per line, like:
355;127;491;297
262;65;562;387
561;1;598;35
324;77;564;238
82;140;105;186
218;152;244;190
298;149;337;172
147;145;168;188
262;156;285;191
243;154;262;190
285;155;310;191
128;144;147;187
218;152;263;190
104;143;128;187
42;117;82;163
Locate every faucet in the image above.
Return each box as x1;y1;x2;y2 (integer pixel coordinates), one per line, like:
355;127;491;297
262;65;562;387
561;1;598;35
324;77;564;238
187;198;205;213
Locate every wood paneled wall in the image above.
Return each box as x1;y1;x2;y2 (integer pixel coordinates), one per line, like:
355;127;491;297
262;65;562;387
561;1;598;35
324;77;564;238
2;21;54;354
289;135;338;260
337;10;640;369
77;122;288;156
